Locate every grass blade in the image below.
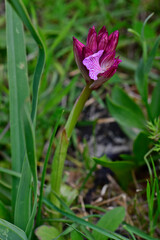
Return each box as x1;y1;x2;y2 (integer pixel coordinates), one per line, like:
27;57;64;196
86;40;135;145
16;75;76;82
36;109;63;226
150;78;160;119
43;198;129;240
7;0;45;124
6;0;30;213
14;157;32;231
22;107;37;238
0;167;21;178
123;224;159;240
145;36;160;74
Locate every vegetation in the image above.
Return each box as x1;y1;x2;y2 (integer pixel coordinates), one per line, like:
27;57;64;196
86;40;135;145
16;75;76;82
0;0;160;239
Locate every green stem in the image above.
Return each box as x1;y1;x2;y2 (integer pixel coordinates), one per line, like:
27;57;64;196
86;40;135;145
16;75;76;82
65;83;92;138
144;146;155;182
50;83;92;205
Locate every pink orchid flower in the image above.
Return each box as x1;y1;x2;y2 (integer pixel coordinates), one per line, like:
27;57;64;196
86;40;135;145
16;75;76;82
73;26;122;89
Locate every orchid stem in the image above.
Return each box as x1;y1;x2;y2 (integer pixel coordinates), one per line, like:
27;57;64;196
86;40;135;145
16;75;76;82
50;83;92;206
65;83;92;138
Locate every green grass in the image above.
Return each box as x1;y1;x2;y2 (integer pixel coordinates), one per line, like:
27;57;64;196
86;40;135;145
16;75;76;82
0;0;160;239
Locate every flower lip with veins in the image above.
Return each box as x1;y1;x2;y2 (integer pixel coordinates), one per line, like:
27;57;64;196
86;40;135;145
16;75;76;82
73;26;122;89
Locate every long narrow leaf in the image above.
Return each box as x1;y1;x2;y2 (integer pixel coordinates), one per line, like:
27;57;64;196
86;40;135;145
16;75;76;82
135;58;147;103
36;109;63;226
6;0;30;214
14;158;32;231
150;78;160;119
123;224;159;240
50;129;69;206
0;167;21;178
7;0;45;124
22;107;37;238
145;35;160;74
6;0;45;235
43;198;129;240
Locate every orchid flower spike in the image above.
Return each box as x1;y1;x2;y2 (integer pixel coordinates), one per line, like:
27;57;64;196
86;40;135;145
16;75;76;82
73;26;122;89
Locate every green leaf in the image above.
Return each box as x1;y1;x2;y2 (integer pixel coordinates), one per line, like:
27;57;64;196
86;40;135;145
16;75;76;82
0;219;28;240
123;224;159;240
92;207;125;240
119;125;138;140
52;223;80;240
135;58;147;102
145;36;160;74
133;132;151;166
36;109;63;226
43;198;129;240
14;158;32;231
109;86;146;138
112;86;145;122
50;129;69;207
107;95;145;130
93;155;135;189
7;0;45;124
22;107;37;238
35;225;63;240
93;155;135;174
0;168;21;178
150;78;160;119
71;230;84;240
79;226;95;240
141;13;154;40
50;189;74;215
6;0;30;212
61;184;78;207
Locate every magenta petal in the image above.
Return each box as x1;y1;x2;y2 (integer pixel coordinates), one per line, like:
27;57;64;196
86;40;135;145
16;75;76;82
90;67;117;89
73;37;91;82
86;26;97;53
99;57;121;78
97;26;108;44
100;67;117;79
106;30;119;52
98;26;107;35
100;51;115;69
86;26;96;45
73;37;85;61
82;46;93;58
97;32;109;51
113;56;122;66
83;50;104;80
